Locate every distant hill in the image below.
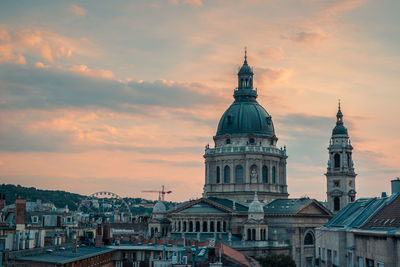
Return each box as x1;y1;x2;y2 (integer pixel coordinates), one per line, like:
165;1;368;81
0;184;85;211
0;184;176;213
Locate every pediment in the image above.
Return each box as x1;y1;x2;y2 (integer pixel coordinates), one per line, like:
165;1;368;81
168;198;233;215
296;200;332;216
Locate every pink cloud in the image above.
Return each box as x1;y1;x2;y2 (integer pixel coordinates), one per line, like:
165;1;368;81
69;4;86;16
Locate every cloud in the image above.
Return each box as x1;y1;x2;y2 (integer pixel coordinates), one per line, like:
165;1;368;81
69;4;86;16
290;31;328;44
69;65;115;79
0;25;89;65
183;0;203;6
255;67;291;84
169;0;203;6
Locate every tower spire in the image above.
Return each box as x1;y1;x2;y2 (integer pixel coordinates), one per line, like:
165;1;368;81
244;46;247;64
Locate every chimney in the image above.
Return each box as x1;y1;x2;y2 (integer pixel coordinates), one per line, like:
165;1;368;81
15;198;26;231
391;177;400;195
0;194;5;212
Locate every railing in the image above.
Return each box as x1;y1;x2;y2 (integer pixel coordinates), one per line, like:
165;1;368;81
222;240;290;249
205;146;286;157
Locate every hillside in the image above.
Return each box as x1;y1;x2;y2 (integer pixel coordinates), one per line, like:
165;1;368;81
0;184;175;213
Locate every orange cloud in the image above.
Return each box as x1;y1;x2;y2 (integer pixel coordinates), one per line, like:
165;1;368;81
0;25;88;65
69;64;115;79
69;4;86;16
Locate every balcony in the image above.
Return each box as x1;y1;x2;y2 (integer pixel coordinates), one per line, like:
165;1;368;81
205;145;287;157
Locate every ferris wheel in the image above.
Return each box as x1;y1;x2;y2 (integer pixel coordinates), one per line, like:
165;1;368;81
77;191;132;221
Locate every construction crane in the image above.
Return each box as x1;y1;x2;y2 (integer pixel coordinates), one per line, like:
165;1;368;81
142;185;172;202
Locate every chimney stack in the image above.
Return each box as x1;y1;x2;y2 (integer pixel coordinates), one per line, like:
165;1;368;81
15;198;26;231
391;177;400;195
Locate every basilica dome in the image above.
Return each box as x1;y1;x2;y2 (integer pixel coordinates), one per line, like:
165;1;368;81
216;100;275;137
215;51;275;138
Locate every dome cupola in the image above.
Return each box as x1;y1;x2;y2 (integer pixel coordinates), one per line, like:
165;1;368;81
332;100;348;136
152;195;166;214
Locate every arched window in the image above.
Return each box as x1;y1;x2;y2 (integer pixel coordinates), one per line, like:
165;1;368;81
334;153;341;168
183;221;187;232
224;165;230;183
304;232;314;245
252;229;256;241
226;138;231;144
223;221;227;232
262;166;268;183
196;221;200;232
217;221;221;232
216;167;220;183
272;166;276;184
210;221;214;232
235;165;244;184
247;229;251;241
178;221;181;232
334;197;340;211
189;221;193;232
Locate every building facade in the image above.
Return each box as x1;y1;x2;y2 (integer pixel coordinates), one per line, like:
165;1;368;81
147;52;333;267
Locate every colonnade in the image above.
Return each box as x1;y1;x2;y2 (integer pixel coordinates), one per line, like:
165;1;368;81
171;219;228;233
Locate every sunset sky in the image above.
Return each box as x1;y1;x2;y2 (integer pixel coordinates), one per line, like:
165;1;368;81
0;0;399;202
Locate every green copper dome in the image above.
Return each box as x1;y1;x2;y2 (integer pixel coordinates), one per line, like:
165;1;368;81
332;125;348;135
216;99;275;137
216;52;275;138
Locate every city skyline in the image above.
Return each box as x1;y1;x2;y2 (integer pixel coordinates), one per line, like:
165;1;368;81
0;0;399;202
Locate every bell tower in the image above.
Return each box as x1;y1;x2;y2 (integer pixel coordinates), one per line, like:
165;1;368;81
325;101;357;213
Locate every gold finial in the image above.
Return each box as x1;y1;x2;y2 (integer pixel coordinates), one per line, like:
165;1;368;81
244;46;247;63
338;99;341;111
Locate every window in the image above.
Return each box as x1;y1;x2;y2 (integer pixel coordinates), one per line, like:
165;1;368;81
377;261;384;267
304;232;314;245
334;153;341;168
322;248;326;262
210;221;214;232
366;259;374;267
247;229;251;241
334;180;340;187
196;221;200;232
262;166;268;183
32;216;38;223
216;167;220;183
334;197;340;211
202;221;207;232
358;257;363;267
249;138;255;144
235;165;244;184
272;166;276;184
348;252;353;267
224;165;230;183
226;138;231;144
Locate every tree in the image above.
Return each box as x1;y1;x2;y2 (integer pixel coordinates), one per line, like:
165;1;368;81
257;254;296;267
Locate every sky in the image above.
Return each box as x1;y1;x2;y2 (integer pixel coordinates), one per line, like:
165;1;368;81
0;0;399;202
